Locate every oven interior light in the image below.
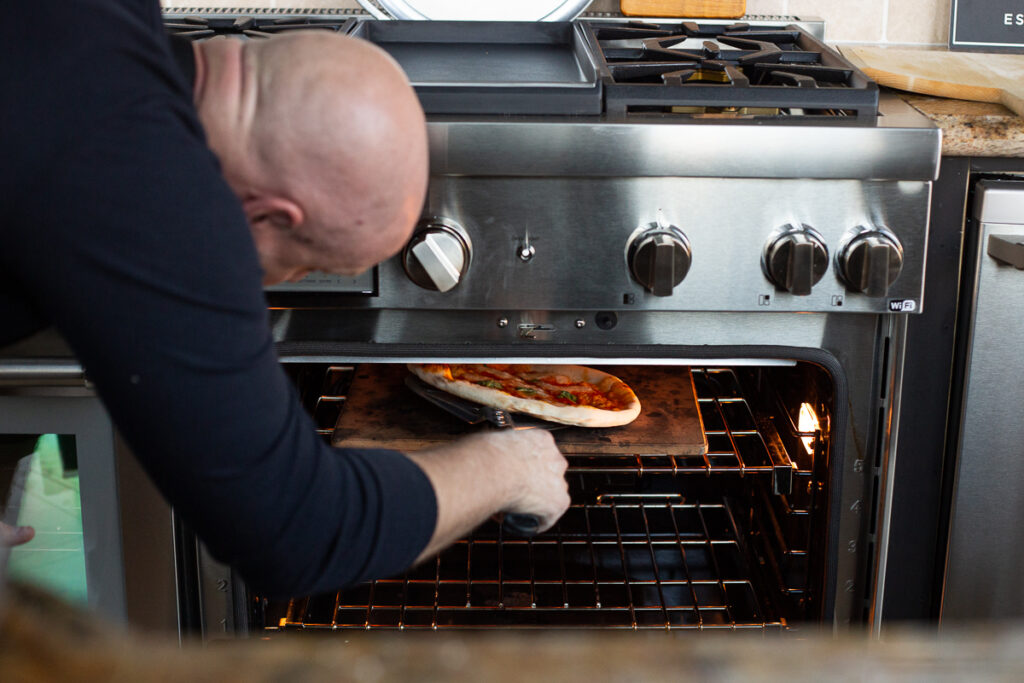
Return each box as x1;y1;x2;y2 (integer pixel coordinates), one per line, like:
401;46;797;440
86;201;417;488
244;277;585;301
798;402;820;456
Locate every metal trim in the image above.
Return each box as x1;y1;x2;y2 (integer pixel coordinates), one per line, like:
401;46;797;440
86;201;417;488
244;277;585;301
0;359;84;385
356;0;592;21
868;316;908;633
425;95;940;180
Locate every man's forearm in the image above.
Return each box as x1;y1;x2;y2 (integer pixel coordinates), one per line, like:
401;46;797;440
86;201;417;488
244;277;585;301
403;430;569;564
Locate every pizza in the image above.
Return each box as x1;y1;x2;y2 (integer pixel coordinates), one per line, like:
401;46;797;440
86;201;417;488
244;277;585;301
407;363;641;428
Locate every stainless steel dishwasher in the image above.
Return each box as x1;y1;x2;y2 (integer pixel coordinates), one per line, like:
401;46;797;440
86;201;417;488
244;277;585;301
942;178;1024;621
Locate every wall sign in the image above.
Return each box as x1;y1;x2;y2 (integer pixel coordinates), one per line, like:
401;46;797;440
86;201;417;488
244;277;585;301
950;0;1024;53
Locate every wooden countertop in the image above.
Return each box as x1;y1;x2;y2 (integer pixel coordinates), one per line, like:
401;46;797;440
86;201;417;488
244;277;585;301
896;91;1024;157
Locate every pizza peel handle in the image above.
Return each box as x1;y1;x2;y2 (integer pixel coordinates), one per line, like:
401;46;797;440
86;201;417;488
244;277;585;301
502;513;542;536
403;374;544;537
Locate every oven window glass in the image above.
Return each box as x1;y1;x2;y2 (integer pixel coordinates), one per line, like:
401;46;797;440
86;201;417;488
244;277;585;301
1;434;87;605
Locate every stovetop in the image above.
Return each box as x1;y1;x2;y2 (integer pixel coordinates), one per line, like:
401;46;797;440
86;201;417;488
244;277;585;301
162;10;940;316
164;13;876;121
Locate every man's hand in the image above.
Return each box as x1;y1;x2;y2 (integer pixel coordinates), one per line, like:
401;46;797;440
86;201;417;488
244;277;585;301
406;429;570;562
491;429;570;533
0;522;34;547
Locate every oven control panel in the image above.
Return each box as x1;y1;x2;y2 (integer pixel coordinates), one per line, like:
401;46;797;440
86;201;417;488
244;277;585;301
286;177;930;315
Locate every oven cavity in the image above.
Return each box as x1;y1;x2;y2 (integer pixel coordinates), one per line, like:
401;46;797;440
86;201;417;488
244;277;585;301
258;362;833;632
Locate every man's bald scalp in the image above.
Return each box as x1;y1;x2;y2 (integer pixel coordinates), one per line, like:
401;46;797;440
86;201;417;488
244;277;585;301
247;32;428;273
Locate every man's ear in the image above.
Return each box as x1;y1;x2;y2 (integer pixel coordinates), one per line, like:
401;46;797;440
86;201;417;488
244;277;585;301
241;195;305;236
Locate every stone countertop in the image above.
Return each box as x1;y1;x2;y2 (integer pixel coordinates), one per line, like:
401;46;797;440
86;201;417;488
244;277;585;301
4;581;1024;683
896;91;1024;157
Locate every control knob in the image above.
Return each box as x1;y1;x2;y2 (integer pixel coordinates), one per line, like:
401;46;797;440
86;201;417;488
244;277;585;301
837;227;904;297
763;224;829;296
402;219;472;292
627;223;692;297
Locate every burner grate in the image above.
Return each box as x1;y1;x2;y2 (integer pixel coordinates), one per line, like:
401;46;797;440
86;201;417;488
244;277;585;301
164;15;354;40
263;497;782;630
590;20;878;119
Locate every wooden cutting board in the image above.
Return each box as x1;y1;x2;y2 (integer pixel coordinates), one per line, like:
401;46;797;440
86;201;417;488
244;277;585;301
841;47;1024;118
332;364;707;456
620;1;745;19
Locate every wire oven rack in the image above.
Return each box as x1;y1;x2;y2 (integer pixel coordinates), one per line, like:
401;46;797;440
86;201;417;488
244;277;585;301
288;365;810;481
262;494;782;631
269;363;822;631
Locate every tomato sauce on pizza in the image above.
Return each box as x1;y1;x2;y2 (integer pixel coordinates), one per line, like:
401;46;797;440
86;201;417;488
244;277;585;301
409;363;641;428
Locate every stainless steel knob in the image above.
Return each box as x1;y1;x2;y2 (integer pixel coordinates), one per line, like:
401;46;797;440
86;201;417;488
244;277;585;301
837;228;904;297
627;223;692;297
763;225;829;296
402;219;472;292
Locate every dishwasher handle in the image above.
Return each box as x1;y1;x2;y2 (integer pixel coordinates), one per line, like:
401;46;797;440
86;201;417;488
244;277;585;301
988;234;1024;270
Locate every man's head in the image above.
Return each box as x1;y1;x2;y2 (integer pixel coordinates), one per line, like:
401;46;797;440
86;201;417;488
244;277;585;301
192;32;428;284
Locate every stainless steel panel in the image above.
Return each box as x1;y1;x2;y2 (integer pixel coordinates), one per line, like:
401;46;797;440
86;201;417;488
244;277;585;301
356;177;930;313
426;94;940;180
272;307;859;347
266;270;375;294
973;180;1024;224
942;181;1024;621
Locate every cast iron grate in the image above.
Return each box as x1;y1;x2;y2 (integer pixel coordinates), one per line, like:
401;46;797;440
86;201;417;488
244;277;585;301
588;20;878;119
164;15;355;40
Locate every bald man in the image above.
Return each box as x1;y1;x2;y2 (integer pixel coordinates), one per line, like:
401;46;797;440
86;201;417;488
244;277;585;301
1;0;568;596
186;31;431;284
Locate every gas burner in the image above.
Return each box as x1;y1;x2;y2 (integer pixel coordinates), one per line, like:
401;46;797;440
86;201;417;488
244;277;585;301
591;21;878;119
165;16;355;40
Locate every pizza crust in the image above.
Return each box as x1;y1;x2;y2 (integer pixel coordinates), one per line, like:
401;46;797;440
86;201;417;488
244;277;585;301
408;364;642;428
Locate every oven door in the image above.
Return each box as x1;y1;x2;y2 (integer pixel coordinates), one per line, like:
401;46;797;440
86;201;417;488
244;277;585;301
190;308;907;637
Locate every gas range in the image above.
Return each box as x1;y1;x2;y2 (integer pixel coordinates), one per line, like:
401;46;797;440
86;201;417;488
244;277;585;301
167;13;871;119
164;11;941;318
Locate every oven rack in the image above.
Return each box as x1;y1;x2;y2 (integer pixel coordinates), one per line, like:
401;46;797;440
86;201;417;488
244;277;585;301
285;364;819;483
259;496;783;631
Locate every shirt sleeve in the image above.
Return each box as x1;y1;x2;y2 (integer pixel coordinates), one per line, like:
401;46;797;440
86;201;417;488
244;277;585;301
10;94;437;598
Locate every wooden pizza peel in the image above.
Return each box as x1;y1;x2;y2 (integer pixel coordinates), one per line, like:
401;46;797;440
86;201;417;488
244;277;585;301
332;364;708;456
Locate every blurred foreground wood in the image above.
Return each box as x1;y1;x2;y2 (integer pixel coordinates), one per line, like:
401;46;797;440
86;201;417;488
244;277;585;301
3;581;1024;682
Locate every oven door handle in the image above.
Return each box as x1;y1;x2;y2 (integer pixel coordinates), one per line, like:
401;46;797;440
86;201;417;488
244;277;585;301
988;234;1024;269
0;359;87;387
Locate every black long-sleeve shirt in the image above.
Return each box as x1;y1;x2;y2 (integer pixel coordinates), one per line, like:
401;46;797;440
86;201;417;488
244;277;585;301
0;0;436;597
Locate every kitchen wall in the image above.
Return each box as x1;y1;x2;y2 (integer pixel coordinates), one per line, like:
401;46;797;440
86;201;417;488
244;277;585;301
161;0;952;46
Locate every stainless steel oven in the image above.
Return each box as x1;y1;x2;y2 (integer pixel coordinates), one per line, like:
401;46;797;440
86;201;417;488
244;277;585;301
5;8;948;639
191;59;939;637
